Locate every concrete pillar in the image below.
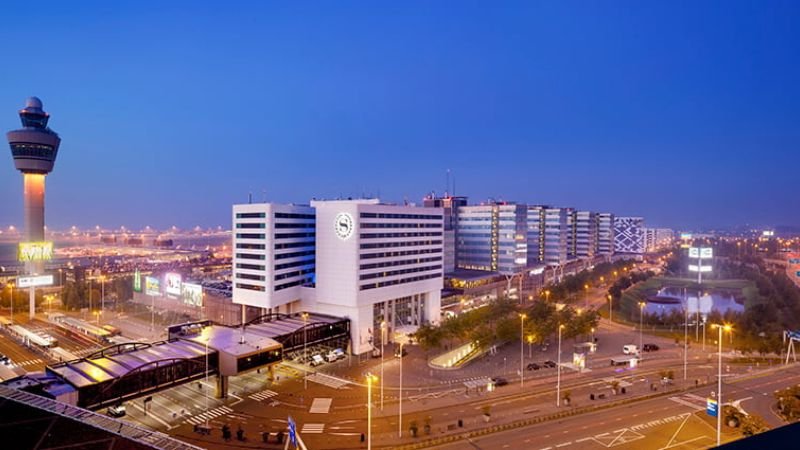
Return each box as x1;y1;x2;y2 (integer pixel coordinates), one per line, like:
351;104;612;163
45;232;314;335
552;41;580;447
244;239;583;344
29;287;35;320
216;375;228;398
267;364;275;381
23;173;46;275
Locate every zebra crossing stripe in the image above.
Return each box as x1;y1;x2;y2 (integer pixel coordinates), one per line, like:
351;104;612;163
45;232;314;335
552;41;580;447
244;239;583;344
186;406;234;425
249;390;279;401
309;398;332;414
301;423;325;434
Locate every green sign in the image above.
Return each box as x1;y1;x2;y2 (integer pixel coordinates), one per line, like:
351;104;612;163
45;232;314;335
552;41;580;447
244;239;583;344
133;268;142;292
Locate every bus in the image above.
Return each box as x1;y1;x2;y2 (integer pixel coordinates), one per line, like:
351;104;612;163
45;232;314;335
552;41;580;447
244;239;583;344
8;324;58;349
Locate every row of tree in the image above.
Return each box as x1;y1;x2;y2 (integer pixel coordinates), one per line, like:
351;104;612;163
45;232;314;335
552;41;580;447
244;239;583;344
414;298;600;351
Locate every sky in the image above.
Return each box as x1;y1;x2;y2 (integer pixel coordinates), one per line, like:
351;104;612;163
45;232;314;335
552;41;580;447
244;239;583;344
1;1;799;230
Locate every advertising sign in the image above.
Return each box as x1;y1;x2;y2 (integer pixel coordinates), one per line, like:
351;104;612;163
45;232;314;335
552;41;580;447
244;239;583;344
165;273;182;296
680;233;692;240
145;276;161;296
133;268;142;292
572;352;586;370
688;265;712;273
700;248;713;259
18;241;54;262
17;275;54;288
707;398;718;417
182;282;203;307
689;248;698;258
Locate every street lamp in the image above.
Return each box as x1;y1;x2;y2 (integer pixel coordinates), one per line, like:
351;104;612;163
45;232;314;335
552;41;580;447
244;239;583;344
520;313;526;387
302;312;309;390
366;373;378;450
638;301;646;358
380;320;386;410
711;324;733;447
557;324;565;406
583;284;590;309
100;275;105;321
7;282;14;325
607;294;613;322
544;290;551;302
398;341;404;438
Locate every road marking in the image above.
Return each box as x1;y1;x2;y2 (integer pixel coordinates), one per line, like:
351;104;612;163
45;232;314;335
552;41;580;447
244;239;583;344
186;406;233;425
306;373;350;389
309;398;333;414
575;437;592;443
301;423;325;434
248;389;279;402
555;443;571;448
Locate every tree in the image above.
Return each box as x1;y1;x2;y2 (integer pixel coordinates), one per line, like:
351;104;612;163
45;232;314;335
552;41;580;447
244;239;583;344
740;413;769;437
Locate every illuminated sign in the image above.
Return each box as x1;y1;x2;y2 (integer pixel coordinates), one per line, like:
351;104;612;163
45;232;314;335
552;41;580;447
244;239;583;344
688;265;712;273
182;282;203;307
680;233;692;240
334;212;354;240
762;230;775;237
689;247;713;259
165;273;182;296
572;352;586;370
18;241;53;262
17;275;54;288
145;276;161;296
707;398;718;417
133;268;142;292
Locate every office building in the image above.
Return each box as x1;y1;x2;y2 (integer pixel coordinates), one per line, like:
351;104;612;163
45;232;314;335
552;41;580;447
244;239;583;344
543;207;569;266
231;199;444;355
572;210;597;259
596;213;615;256
644;228;674;252
457;203;527;274
614;216;645;255
232;203;316;313
422;195;468;274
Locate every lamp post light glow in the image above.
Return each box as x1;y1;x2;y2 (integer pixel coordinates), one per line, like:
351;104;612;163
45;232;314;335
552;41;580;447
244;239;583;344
527;334;534;358
638;301;646;359
302;312;309;390
607;294;613;322
380;320;386;410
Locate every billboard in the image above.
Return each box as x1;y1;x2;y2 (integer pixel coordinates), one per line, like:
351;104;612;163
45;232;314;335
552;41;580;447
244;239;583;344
689;247;713;259
680;233;692;240
688;265;712;273
145;276;161;296
18;275;54;288
182;282;203;307
133;268;142;292
165;273;182;296
18;241;54;262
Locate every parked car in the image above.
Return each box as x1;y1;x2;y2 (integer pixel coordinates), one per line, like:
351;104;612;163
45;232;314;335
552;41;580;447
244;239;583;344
332;348;346;360
309;354;325;366
394;347;408;358
526;362;541;371
324;351;339;363
543;360;557;368
107;404;126;418
491;377;508;387
643;343;660;352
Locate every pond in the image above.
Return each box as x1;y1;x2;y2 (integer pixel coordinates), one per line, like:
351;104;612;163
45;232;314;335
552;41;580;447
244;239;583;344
644;287;744;316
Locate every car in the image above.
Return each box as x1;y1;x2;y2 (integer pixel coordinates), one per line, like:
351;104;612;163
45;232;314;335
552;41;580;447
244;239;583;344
309;354;325;366
332;348;346;360
643;343;659;352
543;360;557;368
394;347;408;358
526;362;540;371
622;344;639;355
324;351;339;363
0;354;10;365
107;404;126;418
491;377;508;387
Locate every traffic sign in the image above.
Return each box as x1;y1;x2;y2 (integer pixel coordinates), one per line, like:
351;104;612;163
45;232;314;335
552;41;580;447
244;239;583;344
288;416;298;446
17;275;54;288
706;398;718;417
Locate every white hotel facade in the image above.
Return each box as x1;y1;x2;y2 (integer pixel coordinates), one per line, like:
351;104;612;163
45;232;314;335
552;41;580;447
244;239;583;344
232;199;443;355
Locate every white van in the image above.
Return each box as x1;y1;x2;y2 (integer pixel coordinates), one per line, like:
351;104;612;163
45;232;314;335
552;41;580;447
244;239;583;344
622;344;639;355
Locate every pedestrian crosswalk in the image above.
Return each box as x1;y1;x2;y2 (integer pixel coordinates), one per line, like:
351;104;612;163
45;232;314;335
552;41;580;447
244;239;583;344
185;406;233;425
13;358;43;367
306;373;350;389
668;393;706;410
249;389;279;402
301;423;325;434
309;398;332;414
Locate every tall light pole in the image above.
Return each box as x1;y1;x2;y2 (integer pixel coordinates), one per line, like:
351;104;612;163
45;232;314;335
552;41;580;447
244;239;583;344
527;335;534;358
8;282;14;324
520;313;526;387
302;312;309;390
380;320;386;410
544;290;551;302
583;284;590;309
100;275;105;320
556;324;564;406
683;289;688;381
638;301;646;358
607;294;613;322
712;324;732;446
366;373;377;450
398;341;404;438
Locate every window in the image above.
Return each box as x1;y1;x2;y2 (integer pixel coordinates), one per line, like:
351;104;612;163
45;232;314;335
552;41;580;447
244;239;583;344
236;283;265;292
275;212;315;219
236;263;264;270
236;253;265;260
236;212;266;218
236;243;265;250
237;273;265;281
236;222;265;229
236;233;265;239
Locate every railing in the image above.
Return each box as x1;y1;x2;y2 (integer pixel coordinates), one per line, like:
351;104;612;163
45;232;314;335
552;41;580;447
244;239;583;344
0;385;204;450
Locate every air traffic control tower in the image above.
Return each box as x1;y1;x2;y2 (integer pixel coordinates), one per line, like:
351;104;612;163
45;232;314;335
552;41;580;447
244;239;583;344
7;97;61;277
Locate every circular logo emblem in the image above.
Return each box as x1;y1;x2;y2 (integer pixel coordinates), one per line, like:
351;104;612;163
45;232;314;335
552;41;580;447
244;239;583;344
334;212;354;240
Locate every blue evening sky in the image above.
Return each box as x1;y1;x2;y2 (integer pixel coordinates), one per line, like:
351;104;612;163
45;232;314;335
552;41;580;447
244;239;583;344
1;1;798;230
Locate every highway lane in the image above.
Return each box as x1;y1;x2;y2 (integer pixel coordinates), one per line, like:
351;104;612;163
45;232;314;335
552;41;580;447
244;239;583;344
0;328;46;370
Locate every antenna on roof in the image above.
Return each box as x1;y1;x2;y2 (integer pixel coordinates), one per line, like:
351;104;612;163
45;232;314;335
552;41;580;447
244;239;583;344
445;169;450;197
262;189;267;203
248;192;252;204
